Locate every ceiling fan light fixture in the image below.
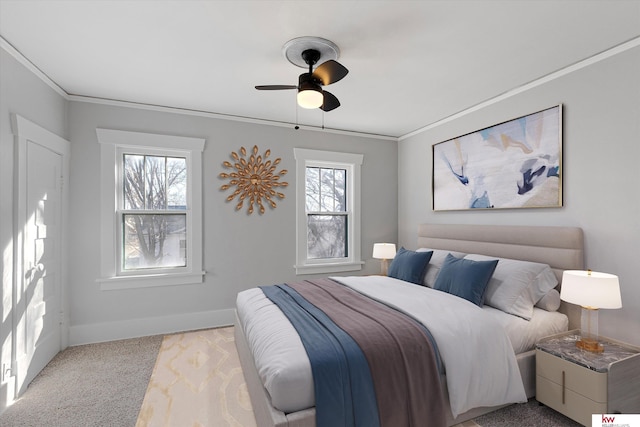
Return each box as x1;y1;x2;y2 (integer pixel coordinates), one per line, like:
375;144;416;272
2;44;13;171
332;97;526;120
297;85;323;109
256;37;347;111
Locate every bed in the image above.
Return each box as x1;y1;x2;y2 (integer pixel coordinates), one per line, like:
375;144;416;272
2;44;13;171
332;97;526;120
235;223;584;427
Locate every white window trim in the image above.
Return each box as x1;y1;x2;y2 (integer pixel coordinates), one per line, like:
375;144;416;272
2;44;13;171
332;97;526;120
96;128;205;290
294;148;364;275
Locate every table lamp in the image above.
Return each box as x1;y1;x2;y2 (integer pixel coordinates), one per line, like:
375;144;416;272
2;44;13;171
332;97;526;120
372;243;396;275
560;270;622;353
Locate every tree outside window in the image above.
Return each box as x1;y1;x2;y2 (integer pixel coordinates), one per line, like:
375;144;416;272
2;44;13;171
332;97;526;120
305;167;347;259
122;154;187;270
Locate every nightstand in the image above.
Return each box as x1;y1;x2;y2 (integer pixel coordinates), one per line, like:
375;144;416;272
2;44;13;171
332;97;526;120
536;330;640;426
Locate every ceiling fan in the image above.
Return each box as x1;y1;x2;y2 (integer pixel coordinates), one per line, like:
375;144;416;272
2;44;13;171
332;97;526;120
255;37;348;112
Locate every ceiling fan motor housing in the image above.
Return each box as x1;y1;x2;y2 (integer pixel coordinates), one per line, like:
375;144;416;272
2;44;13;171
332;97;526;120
298;73;321;92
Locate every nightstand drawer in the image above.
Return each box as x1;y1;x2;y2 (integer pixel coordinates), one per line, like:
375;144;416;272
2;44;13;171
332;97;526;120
536;375;607;426
536;350;607;402
536;331;640;426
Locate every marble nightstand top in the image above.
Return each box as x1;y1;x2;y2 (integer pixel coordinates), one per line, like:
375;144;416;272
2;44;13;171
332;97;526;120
536;330;640;373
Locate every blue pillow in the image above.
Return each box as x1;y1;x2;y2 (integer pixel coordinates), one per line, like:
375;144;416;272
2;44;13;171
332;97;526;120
387;247;433;285
433;253;498;306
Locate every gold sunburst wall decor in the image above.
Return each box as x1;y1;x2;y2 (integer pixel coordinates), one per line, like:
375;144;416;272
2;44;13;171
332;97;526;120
219;145;288;215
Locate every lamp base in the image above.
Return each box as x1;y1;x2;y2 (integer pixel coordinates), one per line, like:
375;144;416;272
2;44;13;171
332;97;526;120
380;259;389;276
576;338;604;353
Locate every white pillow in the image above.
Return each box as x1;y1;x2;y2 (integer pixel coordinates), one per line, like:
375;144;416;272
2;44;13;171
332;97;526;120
535;288;561;312
463;254;558;320
417;248;467;288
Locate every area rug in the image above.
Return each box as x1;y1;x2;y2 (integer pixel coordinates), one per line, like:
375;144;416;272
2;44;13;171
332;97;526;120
136;326;486;427
135;327;256;427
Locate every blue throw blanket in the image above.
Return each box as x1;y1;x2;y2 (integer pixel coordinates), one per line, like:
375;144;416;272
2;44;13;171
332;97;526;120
261;278;446;427
260;284;380;427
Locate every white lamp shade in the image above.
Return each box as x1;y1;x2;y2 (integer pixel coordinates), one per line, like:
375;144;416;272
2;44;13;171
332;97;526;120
560;270;622;309
297;89;323;109
372;243;396;260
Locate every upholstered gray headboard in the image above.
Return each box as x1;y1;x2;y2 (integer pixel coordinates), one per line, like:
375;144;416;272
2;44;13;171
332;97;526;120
417;223;584;328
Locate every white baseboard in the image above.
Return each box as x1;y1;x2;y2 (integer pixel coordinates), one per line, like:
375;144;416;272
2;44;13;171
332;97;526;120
68;308;235;346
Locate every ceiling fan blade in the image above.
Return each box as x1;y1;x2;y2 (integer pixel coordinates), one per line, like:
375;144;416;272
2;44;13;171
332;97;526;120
255;85;297;90
320;91;340;112
312;60;349;86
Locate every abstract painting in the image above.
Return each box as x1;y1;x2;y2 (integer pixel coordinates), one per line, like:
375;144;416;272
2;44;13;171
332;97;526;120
432;105;562;211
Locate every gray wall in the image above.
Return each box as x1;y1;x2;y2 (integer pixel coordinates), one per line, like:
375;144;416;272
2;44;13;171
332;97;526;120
5;39;638;350
1;44;398;347
67;101;398;343
398;46;640;346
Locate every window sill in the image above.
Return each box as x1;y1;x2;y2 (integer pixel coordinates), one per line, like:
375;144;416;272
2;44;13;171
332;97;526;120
294;261;364;276
97;271;205;290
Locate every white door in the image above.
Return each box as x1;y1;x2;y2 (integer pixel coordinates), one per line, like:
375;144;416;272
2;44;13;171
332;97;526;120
11;115;69;397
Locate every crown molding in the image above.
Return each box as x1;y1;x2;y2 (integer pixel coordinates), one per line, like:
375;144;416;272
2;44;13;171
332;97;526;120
1;35;395;141
1;36;68;98
399;36;640;141
68;94;396;141
6;33;637;143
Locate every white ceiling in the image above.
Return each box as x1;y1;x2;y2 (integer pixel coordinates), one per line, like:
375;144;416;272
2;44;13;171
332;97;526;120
1;0;639;138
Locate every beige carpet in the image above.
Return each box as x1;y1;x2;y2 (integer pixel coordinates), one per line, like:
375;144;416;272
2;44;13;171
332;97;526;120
136;326;479;427
0;334;163;427
136;327;256;427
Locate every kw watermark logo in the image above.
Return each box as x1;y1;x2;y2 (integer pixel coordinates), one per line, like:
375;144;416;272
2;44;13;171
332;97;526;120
593;414;640;427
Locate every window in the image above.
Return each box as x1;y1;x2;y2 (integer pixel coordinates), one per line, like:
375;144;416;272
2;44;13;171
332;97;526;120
97;129;205;290
121;152;187;271
294;148;363;275
306;166;347;259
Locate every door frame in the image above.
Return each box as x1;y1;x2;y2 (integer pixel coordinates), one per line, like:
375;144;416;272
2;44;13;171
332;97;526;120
10;114;70;397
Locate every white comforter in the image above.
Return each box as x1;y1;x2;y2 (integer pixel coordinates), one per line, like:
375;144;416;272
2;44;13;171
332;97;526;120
236;275;527;418
338;276;527;416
